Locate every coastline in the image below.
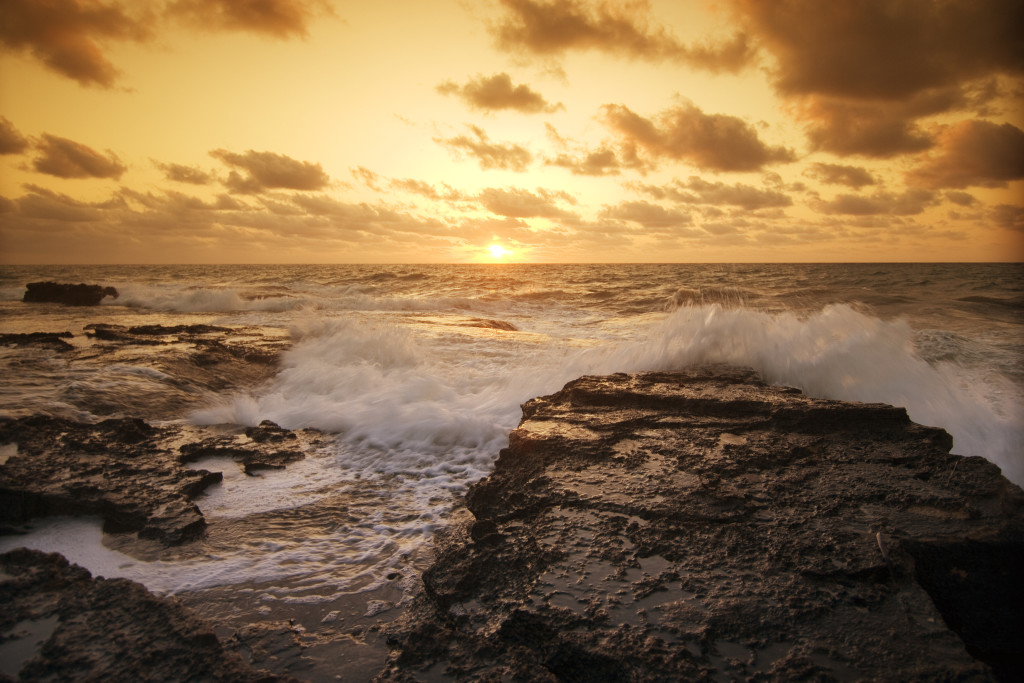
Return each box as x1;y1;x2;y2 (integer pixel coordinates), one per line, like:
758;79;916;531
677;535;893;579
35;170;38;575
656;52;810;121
3;366;1023;681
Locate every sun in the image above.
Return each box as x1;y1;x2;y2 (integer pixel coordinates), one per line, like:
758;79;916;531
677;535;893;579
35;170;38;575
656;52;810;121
488;244;509;259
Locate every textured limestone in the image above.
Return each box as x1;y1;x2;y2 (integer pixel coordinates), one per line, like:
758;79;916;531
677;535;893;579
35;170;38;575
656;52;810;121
380;367;1024;682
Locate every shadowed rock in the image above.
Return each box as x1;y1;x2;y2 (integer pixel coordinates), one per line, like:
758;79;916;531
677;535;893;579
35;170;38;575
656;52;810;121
0;548;297;682
0;417;310;544
23;282;118;306
379;367;1024;682
0;332;74;352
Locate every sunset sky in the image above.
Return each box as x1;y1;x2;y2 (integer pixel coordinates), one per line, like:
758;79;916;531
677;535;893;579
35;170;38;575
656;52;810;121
1;0;1022;263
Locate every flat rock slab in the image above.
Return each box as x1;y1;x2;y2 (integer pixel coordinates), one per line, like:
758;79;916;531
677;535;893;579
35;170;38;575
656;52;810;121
0;417;311;545
0;548;296;682
380;367;1024;682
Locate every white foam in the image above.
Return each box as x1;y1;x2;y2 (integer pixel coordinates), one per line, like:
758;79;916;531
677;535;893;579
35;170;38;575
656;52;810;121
569;304;1023;485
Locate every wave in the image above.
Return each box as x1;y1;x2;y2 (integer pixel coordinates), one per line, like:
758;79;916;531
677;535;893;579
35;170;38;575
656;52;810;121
571;304;1022;485
115;286;306;313
192;303;1022;487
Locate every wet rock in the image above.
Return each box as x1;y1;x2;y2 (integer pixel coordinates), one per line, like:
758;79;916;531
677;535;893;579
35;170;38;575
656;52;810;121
0;548;295;681
0;417;307;543
0;332;74;351
178;423;306;476
0;417;219;544
23;282;118;306
380;367;1024;682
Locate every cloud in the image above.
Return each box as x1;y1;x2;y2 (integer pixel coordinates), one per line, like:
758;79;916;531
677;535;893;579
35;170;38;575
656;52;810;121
732;0;1023;101
210;149;331;193
390;178;467;202
32;134;127;179
600;201;694;230
478;187;575;218
0;117;30;155
731;0;1024;157
0;0;152;88
491;0;753;72
601;101;795;172
907;120;1024;189
636;176;792;210
804;163;875;189
154;161;214;185
164;0;329;39
945;191;977;207
437;73;563;113
991;204;1024;230
814;188;938;216
434;125;533;171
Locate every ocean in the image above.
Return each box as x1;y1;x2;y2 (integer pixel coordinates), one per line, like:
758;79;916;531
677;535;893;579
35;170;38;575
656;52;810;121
1;263;1021;669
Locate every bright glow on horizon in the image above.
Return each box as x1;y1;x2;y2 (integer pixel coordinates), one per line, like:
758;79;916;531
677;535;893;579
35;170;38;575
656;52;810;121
488;244;510;260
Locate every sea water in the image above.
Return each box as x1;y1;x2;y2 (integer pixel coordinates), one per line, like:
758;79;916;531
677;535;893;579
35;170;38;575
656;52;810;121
0;263;1021;605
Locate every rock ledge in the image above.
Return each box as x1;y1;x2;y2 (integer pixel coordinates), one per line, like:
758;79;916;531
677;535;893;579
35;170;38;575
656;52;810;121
380;367;1024;682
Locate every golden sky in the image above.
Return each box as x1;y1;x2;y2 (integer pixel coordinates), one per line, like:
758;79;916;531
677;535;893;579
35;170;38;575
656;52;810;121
1;0;1022;263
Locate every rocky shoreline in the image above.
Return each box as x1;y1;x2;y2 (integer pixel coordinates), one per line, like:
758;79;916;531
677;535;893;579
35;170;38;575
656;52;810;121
2;366;1023;681
378;368;1024;682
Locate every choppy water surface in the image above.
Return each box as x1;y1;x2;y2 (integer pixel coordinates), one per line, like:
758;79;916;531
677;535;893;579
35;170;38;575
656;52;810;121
1;263;1021;612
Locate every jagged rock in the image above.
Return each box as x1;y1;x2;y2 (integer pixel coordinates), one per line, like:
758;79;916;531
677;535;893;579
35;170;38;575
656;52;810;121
23;282;118;306
379;367;1024;682
178;423;305;477
0;417;219;544
0;548;296;682
0;417;304;543
0;332;74;351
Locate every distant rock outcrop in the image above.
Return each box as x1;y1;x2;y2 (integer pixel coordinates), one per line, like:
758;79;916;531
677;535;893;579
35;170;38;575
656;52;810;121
380;367;1024;682
23;281;119;306
0;548;296;682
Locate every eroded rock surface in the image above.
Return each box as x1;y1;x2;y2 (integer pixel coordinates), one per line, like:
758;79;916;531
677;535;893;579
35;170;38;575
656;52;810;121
380;367;1024;682
0;417;311;545
0;548;295;682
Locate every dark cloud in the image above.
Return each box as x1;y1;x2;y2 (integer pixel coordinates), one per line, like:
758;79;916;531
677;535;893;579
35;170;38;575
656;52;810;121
814;188;938;216
165;0;329;39
732;0;1024;158
798;97;935;158
0;117;30;155
945;191;977;207
210;149;331;193
601;101;795;172
636;176;792;211
492;0;753;72
0;0;152;88
32;134;126;179
804;162;876;189
991;204;1024;230
907;120;1024;189
732;0;1023;101
437;73;563;113
434;125;533;171
478;187;575;218
154;161;214;185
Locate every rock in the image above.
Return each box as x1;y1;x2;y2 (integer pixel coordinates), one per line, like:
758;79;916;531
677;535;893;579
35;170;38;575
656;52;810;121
0;332;74;352
0;548;296;681
0;416;316;543
379;367;1024;682
177;422;306;477
0;417;219;545
23;282;118;306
